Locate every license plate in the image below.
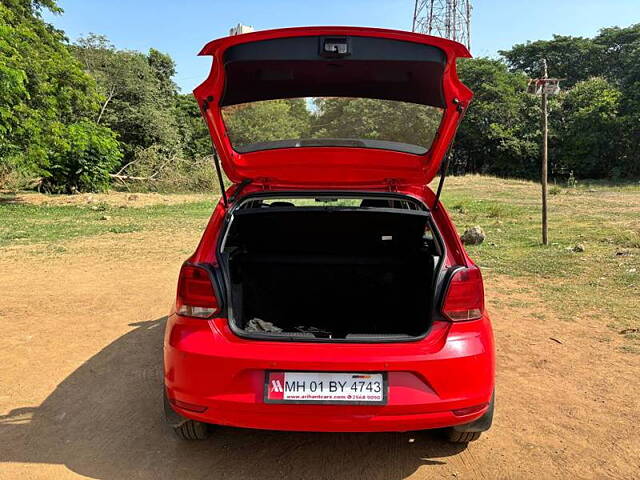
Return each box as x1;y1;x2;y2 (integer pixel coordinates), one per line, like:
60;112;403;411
264;371;387;405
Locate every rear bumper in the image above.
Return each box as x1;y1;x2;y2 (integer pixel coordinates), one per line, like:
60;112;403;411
163;316;495;433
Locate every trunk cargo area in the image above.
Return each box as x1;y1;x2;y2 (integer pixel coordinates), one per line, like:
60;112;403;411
221;202;438;340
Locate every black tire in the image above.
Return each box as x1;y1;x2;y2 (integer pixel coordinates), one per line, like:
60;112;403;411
445;391;495;444
173;419;210;440
164;389;210;440
446;429;481;443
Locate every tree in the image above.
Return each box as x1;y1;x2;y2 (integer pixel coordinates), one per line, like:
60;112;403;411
222;99;310;147
148;48;178;98
593;24;640;84
72;35;181;162
0;0;121;191
312;98;441;147
593;24;640;178
499;24;640;179
499;35;603;87
555;77;622;178
455;58;539;178
174;94;211;159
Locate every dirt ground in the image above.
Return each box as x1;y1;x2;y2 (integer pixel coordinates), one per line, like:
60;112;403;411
1;200;639;479
0;190;212;207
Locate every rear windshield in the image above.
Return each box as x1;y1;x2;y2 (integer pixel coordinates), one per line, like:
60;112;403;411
221;97;443;155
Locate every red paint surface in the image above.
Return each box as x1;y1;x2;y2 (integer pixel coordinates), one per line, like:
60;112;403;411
164;28;494;433
193;26;473;187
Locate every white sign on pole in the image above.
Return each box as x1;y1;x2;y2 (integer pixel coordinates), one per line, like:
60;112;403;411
527;79;561;96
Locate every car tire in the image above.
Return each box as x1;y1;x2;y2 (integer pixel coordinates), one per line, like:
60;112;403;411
164;388;210;440
445;391;495;444
173;419;210;441
446;429;481;443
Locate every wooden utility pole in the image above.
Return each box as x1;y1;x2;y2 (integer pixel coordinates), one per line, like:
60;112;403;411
529;60;561;245
541;58;549;245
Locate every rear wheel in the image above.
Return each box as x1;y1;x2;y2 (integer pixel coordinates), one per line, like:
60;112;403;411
446;430;481;443
173;419;210;441
445;391;495;444
164;389;210;440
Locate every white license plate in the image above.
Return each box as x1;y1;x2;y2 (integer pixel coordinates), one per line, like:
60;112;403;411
264;371;387;405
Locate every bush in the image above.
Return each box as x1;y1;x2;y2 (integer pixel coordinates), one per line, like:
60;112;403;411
41;121;122;193
113;145;223;193
153;156;223;193
0;155;40;191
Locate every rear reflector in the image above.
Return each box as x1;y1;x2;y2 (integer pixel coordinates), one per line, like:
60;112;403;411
442;266;484;321
453;403;488;416
170;398;208;413
176;264;219;318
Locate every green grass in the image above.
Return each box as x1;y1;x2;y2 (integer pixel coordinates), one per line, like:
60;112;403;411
0;200;215;247
438;176;640;349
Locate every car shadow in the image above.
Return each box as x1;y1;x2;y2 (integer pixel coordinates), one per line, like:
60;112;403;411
0;317;467;480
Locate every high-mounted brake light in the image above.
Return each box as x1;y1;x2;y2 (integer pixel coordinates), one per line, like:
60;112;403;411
176;264;219;318
442;266;484;321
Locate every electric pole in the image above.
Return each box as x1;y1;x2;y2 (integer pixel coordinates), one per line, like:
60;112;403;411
528;60;561;245
541;58;549;245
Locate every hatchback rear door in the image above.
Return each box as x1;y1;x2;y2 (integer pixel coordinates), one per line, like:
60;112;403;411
194;27;472;188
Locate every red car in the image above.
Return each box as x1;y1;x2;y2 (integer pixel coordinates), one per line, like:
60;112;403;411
164;26;495;443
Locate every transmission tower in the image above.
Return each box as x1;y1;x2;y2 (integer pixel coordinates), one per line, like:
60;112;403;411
412;0;472;51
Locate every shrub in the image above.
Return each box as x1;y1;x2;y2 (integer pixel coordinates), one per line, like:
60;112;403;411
42;121;122;193
113;145;223;193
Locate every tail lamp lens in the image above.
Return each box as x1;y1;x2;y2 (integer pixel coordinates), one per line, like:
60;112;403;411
176;265;219;318
442;266;484;321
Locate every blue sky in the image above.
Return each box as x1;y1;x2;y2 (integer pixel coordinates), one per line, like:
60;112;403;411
46;0;640;93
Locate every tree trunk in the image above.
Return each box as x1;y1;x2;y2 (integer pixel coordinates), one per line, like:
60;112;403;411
96;86;115;125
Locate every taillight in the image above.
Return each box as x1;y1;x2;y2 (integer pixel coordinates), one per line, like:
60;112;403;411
176;264;219;318
442;266;484;321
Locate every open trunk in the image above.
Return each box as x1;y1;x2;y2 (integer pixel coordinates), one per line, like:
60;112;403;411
195;27;473;188
220;196;441;341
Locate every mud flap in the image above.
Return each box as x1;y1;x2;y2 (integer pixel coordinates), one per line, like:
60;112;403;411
163;389;189;428
452;391;495;433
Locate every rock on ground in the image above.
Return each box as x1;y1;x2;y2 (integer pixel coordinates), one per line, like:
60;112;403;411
461;226;486;245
